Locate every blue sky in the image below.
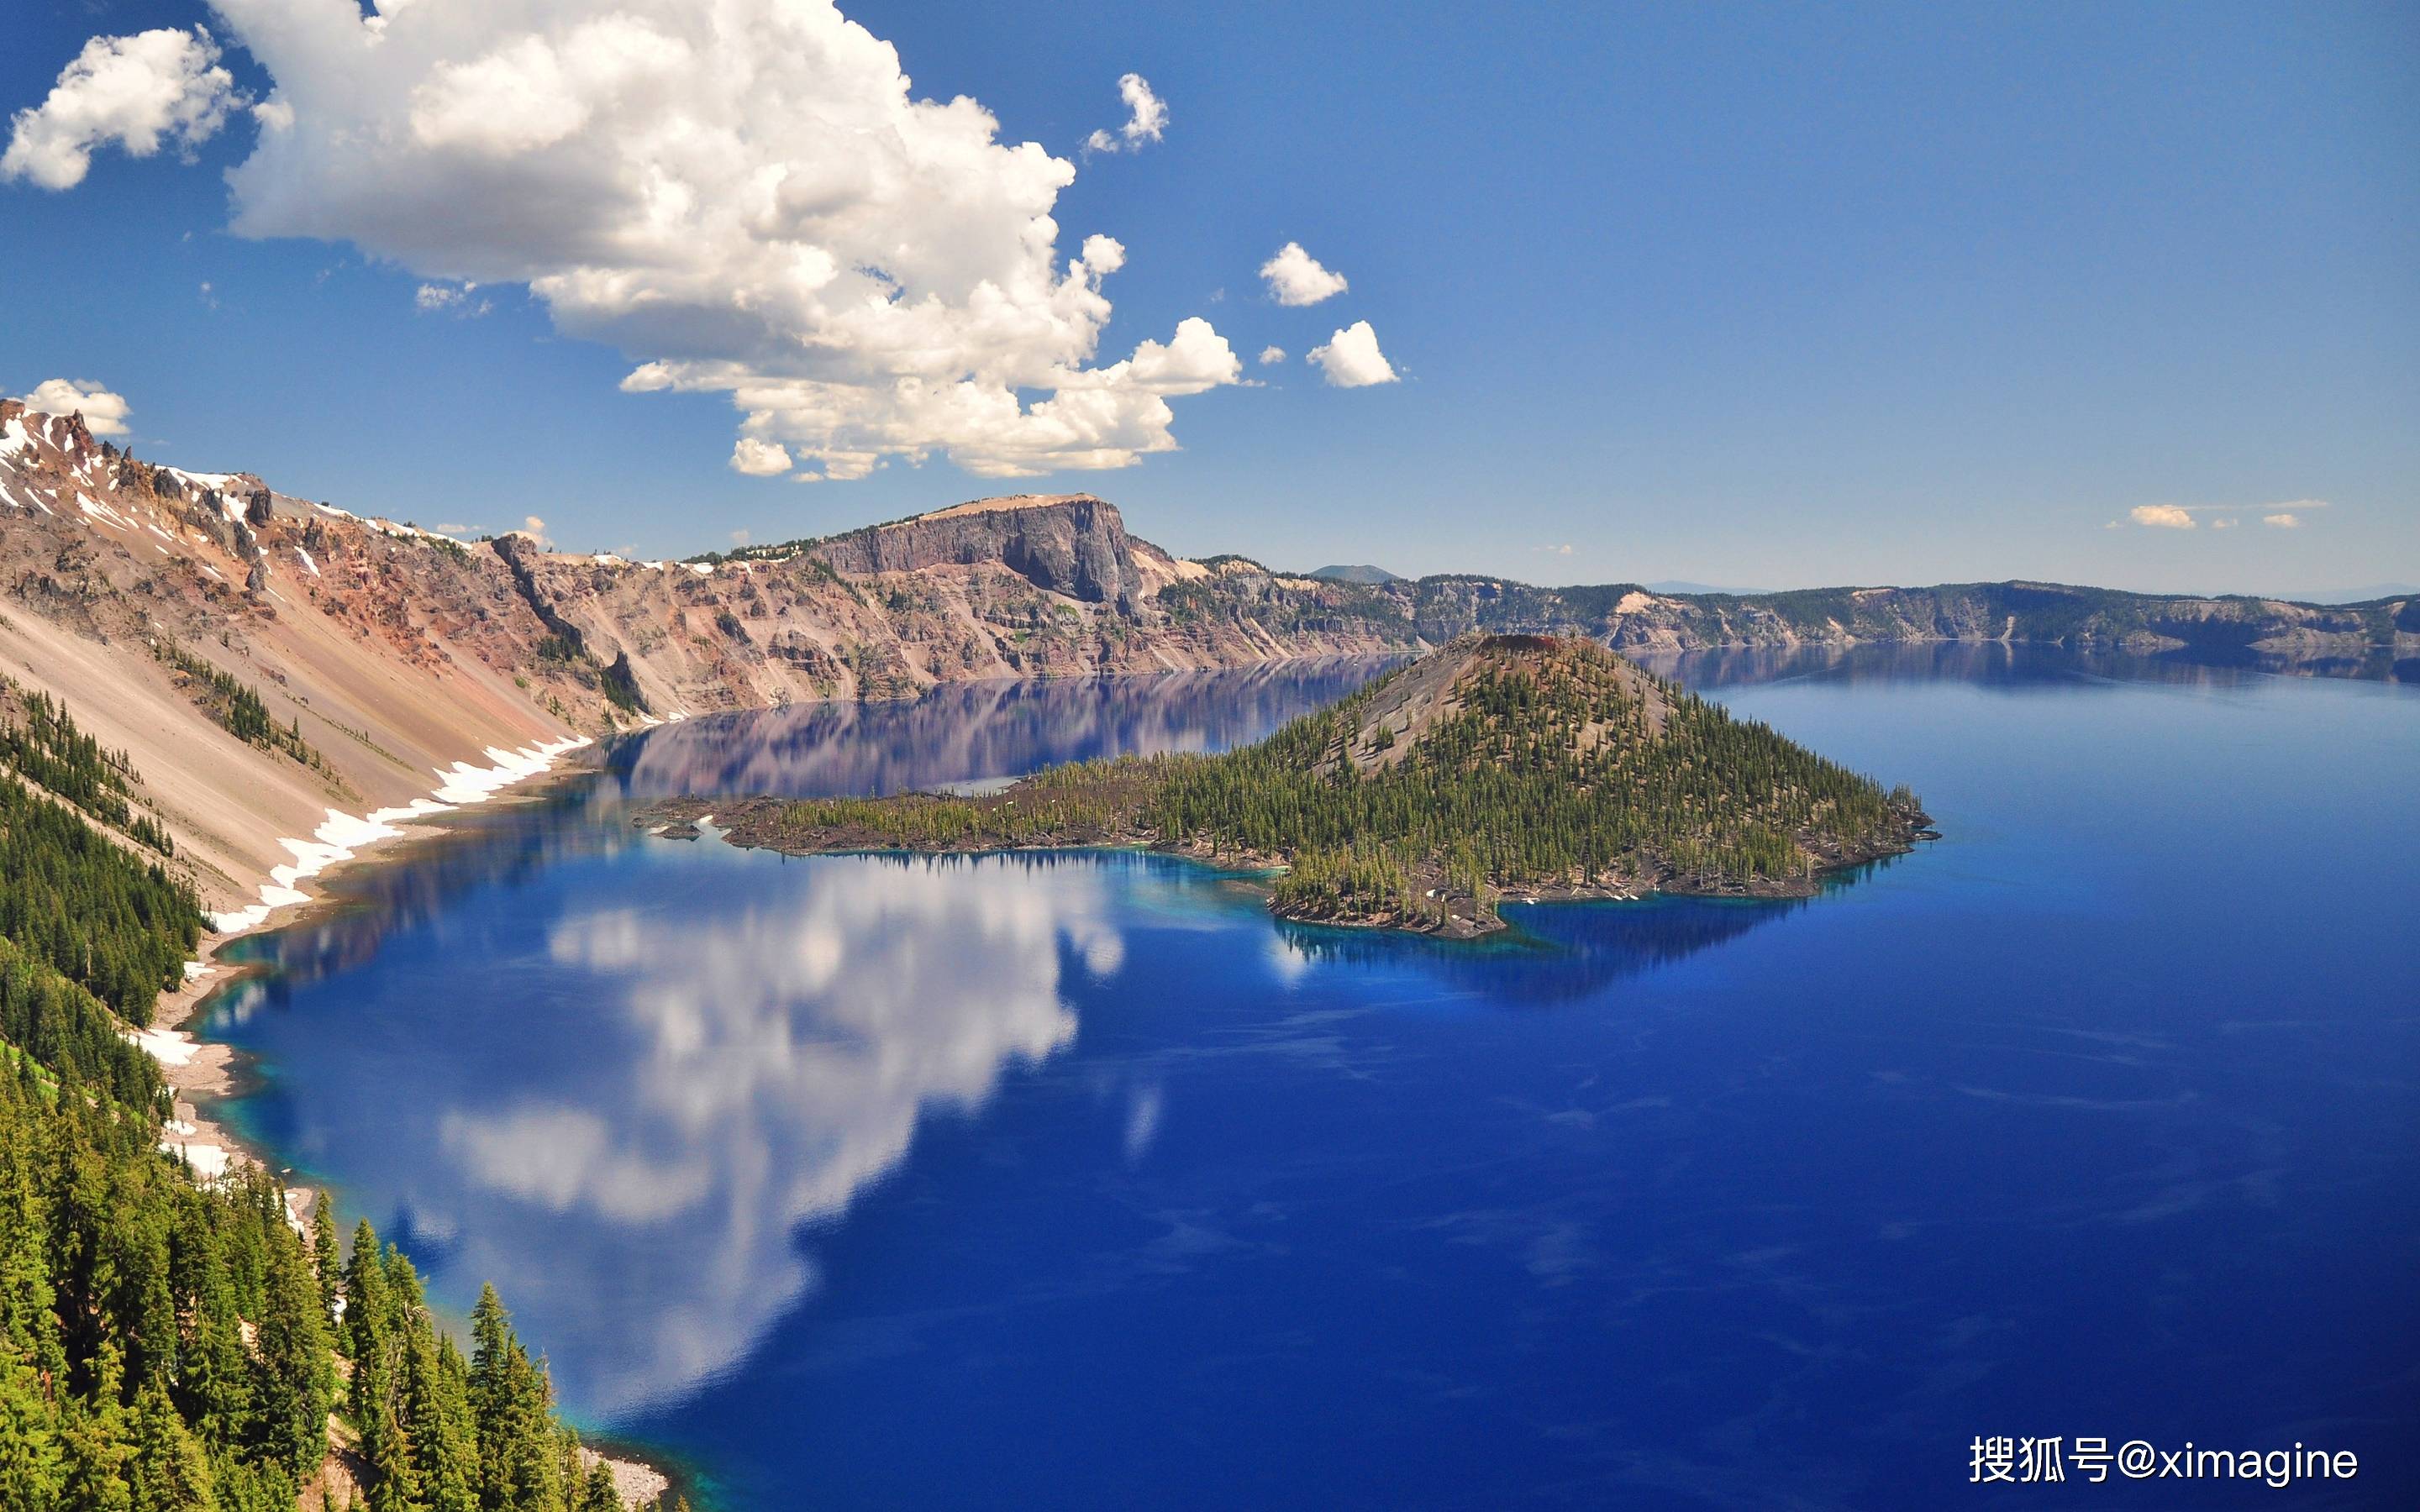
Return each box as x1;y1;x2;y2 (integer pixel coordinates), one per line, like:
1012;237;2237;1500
3;1;2413;596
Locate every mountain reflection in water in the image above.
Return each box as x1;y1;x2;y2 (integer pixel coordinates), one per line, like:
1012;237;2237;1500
607;656;1402;800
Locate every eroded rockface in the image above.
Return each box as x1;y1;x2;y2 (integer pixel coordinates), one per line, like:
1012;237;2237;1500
0;402;1402;913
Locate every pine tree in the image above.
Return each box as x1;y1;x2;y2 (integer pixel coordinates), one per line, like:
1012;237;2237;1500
309;1200;340;1331
0;1350;66;1512
127;1378;215;1512
252;1238;334;1479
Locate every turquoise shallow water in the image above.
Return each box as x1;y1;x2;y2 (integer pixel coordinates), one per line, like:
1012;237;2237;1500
203;649;2420;1509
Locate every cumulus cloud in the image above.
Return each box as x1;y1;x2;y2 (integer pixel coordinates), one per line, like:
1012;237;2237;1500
729;437;792;477
2263;512;2302;528
2128;504;2197;530
1260;241;1349;306
15;378;132;435
12;3;1239;480
1307;320;1398;388
517;515;552;546
1083;73;1166;156
1;28;242;190
1257;345;1286;365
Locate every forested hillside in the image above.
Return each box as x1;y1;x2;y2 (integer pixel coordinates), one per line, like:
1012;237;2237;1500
0;690;681;1510
668;635;1932;936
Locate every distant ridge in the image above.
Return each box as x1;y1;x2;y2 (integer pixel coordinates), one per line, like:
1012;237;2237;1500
1645;580;1770;596
2271;584;2419;606
1309;564;1403;585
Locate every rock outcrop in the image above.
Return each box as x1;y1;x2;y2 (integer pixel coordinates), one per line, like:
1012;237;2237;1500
808;493;1146;610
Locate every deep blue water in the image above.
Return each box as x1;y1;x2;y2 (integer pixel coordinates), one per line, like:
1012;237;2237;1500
201;649;2420;1509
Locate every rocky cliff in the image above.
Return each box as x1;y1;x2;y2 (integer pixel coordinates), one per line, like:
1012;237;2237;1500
0;401;1395;923
4;394;2412;924
805;493;1162;609
1388;576;2417;669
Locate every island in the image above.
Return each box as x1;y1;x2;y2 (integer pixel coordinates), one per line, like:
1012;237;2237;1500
639;634;1935;937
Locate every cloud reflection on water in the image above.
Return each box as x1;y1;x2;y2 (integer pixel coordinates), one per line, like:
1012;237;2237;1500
429;853;1118;1412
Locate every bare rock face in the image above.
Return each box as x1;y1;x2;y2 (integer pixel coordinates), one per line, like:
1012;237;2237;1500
810;495;1144;612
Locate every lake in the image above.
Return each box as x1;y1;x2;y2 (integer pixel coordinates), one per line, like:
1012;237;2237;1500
199;647;2420;1509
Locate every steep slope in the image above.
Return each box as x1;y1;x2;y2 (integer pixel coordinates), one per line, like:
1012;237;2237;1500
502;496;1395;717
0;401;1400;931
677;635;1933;936
0;400;601;928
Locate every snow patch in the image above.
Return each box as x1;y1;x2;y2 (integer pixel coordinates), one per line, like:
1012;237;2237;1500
162;1139;232;1179
432;735;592;804
124;1026;198;1066
295;547;321;575
163;468;239;496
206;737;593;934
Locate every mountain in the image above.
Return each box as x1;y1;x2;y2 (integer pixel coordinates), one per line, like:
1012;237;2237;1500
1387;578;2420;659
1644;579;1768;596
4;395;2414;930
1309;563;1403;584
678;634;1933;937
0;399;1389;925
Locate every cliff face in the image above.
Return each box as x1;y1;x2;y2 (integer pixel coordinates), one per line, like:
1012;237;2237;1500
808;494;1149;609
0;403;1398;920
496;508;1392;719
1392;577;2415;664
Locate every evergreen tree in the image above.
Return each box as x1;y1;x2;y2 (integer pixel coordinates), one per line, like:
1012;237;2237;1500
0;1350;66;1512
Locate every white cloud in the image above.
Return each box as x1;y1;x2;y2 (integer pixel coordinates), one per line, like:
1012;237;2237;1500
2119;499;2324;532
2;28;242;190
2128;504;2197;530
414;281;489;317
729;437;792;477
1257;345;1286;365
1083;72;1166;156
1307;320;1398;388
518;514;551;545
18;3;1238;481
15;378;132;435
1260;241;1349;306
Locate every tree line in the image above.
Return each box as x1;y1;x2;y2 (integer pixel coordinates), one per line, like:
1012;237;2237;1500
0;693;684;1510
752;636;1924;931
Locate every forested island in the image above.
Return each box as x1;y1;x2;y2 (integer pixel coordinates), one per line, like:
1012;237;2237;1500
644;635;1933;937
0;683;681;1511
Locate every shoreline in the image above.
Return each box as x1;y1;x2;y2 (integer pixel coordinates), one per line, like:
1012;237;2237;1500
120;737;681;1508
635;795;1934;941
145;736;608;1166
